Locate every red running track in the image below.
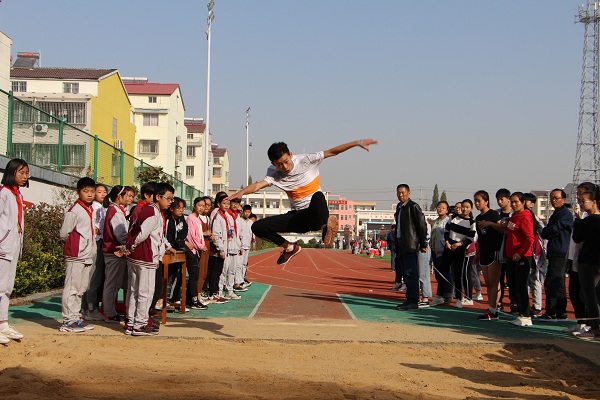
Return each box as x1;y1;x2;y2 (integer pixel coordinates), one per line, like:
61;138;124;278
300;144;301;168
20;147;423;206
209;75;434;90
246;248;575;320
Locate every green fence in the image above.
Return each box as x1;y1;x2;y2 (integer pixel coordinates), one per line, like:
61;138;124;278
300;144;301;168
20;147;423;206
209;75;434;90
0;88;204;207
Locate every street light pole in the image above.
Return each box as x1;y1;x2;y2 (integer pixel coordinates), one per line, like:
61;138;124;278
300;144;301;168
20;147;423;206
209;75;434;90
245;106;250;203
204;0;215;196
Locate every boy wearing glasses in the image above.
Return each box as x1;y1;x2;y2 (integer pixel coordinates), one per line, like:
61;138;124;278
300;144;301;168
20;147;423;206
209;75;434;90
125;183;176;336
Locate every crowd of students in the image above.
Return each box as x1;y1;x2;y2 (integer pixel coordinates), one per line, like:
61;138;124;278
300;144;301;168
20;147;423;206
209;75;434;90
0;158;257;342
397;186;600;341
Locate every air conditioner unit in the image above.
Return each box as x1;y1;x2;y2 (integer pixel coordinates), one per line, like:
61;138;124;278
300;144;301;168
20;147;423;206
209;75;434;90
114;139;123;149
175;159;180;168
34;123;48;134
176;135;182;142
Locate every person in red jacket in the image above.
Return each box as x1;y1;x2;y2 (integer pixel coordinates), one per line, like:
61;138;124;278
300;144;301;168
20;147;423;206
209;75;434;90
502;192;535;327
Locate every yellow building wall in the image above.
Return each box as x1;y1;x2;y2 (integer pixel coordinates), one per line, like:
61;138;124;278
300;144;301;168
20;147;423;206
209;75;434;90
89;73;136;186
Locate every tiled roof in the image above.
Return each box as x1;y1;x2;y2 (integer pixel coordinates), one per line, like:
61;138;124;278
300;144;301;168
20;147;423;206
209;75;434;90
212;148;227;157
124;83;180;95
185;123;205;133
10;67;117;80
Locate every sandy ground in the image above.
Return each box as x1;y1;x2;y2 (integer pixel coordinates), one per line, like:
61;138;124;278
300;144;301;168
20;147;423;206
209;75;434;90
2;318;599;400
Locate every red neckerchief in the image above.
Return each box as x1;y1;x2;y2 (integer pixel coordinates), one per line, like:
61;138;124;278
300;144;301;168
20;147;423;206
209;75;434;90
111;202;127;217
218;209;232;237
3;186;23;233
76;199;94;239
227;209;238;236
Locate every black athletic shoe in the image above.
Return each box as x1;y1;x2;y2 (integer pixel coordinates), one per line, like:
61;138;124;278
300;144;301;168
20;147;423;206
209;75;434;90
190;300;208;310
276;244;301;265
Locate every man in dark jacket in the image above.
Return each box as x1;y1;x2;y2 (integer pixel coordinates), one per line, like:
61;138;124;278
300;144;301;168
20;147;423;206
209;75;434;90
540;189;573;321
394;184;428;311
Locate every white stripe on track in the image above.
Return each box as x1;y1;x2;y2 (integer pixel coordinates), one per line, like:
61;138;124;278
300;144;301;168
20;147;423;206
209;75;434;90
248;285;272;318
336;293;357;320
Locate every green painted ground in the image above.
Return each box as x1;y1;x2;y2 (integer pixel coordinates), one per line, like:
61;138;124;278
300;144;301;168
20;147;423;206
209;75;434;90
9;285;576;343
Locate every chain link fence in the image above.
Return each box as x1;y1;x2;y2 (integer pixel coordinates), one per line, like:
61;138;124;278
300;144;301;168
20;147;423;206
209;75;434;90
0;88;204;207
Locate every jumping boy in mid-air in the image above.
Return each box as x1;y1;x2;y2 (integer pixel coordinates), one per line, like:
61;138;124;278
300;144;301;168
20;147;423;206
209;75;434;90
228;139;377;265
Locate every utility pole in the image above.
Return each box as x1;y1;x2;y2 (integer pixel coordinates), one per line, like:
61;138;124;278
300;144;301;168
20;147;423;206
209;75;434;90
203;0;215;196
572;0;600;202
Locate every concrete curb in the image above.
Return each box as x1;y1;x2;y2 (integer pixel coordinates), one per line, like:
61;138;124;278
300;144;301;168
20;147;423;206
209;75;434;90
9;289;62;306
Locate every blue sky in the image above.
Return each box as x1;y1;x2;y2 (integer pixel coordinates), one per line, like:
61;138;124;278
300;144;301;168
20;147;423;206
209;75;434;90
0;1;586;208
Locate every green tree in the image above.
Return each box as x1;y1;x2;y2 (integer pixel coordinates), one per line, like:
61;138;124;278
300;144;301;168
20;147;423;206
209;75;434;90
430;184;439;211
440;190;448;203
138;166;174;186
248;175;253;185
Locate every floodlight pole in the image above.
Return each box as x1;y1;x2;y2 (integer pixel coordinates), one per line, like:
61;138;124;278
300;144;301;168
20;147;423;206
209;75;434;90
204;0;215;196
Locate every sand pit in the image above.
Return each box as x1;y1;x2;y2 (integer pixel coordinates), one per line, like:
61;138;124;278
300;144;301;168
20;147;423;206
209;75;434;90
1;320;599;400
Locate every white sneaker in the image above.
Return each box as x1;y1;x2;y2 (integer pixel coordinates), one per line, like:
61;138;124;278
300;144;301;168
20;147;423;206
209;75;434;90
473;292;484;301
511;316;533;327
0;331;9;344
391;282;402;290
454;300;463;309
565;324;590;335
399;284;407;291
462;299;474;306
430;296;445;307
225;292;242;300
84;309;105;321
0;325;24;340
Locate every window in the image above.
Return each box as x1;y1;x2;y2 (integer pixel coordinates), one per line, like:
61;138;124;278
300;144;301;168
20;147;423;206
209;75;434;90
187;145;196;157
212;184;220;193
143;113;159;126
139;140;159;154
12;81;27;92
213;167;222;177
175;171;182;180
186;166;194;177
187;133;194;140
213;157;220;165
111;151;121;177
12;100;33;122
148;96;157;103
63;82;79;94
37;102;86;124
112;118;118;139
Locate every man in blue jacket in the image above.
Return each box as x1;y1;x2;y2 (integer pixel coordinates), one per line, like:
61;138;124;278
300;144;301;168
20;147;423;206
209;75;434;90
540;189;573;321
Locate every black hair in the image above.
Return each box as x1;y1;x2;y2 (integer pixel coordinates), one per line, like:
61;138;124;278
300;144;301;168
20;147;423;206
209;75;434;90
496;188;510;199
461;199;474;219
230;197;241;204
153;182;175;202
580;190;599;203
523;192;537;205
242;204;252;211
551;188;567;199
108;185;127;202
510;191;525;203
141;181;157;196
1;158;29;187
249;213;257;219
436;201;450;216
577;181;597;192
396;184;410;191
214;191;228;207
267;142;290;162
193;197;203;206
77;177;96;191
95;183;108;191
170;197;186;209
474;190;489;203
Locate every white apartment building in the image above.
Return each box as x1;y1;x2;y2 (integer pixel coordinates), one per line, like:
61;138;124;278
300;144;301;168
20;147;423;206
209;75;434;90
124;78;186;179
212;146;229;194
184;117;211;194
0;32;11;156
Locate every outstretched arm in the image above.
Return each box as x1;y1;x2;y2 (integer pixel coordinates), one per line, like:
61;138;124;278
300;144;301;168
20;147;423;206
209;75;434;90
227;180;270;201
323;139;378;159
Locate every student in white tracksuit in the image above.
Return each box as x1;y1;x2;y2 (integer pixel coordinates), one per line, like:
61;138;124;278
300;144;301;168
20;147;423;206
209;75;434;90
238;205;254;287
0;158;29;343
212;197;242;300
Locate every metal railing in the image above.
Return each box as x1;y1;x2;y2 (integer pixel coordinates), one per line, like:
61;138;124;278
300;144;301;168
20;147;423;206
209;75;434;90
0;88;204;207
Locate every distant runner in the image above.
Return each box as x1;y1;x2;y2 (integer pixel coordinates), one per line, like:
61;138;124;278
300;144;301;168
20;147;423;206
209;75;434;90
228;139;377;265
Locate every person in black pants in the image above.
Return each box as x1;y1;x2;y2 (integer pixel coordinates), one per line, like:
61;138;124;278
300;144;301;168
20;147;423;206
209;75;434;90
540;189;573;321
228;139;377;265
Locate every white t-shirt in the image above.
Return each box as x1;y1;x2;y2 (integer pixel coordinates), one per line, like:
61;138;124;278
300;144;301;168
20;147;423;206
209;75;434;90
264;152;324;210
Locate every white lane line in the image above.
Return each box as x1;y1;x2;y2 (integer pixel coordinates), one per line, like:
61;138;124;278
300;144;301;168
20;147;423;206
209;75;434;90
336;293;357;320
248;285;272;319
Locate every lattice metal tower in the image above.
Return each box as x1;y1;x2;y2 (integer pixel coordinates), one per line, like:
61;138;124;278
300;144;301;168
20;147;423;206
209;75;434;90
572;1;600;198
